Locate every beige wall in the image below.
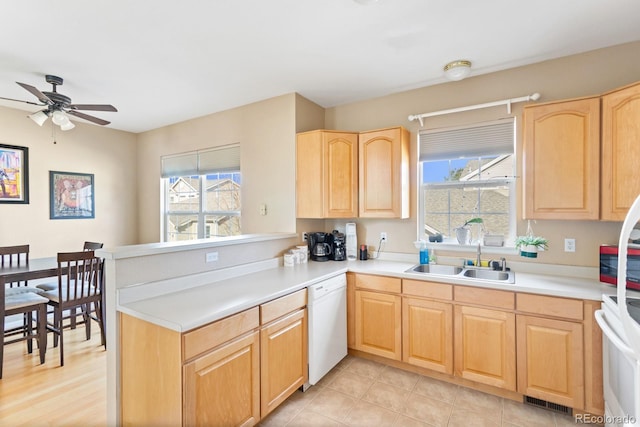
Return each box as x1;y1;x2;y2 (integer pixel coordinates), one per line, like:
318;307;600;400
136;93;299;243
0;105;137;258
321;41;640;267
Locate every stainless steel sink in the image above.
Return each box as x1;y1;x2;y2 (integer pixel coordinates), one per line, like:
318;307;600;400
462;268;515;283
405;264;463;276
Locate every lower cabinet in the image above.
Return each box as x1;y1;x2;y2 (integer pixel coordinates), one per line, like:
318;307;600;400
120;288;307;427
454;304;517;391
183;331;260;427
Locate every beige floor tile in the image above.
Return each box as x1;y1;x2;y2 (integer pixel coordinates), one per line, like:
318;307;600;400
452;387;503;420
501;399;556;427
378;365;420;391
447;408;502;427
287;409;347;426
362;381;410;412
305;388;356;422
401;393;452;427
344;357;385;379
393;414;430;426
343;400;399;427
314;368;342;388
554;413;582;426
335;354;355;370
327;371;375;398
258;387;321;426
412;376;459;404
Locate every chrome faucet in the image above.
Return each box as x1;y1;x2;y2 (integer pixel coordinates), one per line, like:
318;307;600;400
476;243;481;267
500;257;507;271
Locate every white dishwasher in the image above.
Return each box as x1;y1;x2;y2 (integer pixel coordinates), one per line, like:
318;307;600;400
307;273;347;385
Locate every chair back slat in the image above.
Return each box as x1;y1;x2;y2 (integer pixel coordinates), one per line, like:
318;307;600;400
0;245;30;288
57;251;102;309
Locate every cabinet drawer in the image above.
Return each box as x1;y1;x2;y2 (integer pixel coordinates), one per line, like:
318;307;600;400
517;293;583;321
454;286;514;310
355;274;401;293
182;307;259;361
403;279;452;301
260;288;307;325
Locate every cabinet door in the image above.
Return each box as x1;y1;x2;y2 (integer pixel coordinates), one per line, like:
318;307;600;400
347;272;356;349
260;309;308;416
516;315;584;409
402;297;453;374
602;82;640;221
454;305;516;390
183;331;260;427
522;97;600;220
296;130;357;218
354;290;401;360
358;127;409;218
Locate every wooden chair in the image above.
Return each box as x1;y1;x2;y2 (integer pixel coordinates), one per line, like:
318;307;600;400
1;277;48;379
40;251;105;366
0;245;42;292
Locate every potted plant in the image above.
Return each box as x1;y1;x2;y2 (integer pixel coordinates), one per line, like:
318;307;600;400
455;218;483;244
515;235;548;258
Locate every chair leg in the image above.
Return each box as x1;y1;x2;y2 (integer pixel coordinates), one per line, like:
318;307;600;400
59;312;64;367
98;301;107;348
83;304;91;340
53;309;61;348
26;311;33;354
37;304;47;364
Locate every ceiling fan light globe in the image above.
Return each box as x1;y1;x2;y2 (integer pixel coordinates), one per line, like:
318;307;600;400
28;110;49;126
60;121;75;131
52;110;68;125
444;60;472;81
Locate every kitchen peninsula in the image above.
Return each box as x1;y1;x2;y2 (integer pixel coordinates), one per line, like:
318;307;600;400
103;235;617;425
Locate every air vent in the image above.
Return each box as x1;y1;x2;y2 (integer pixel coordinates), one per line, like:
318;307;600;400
524;396;572;415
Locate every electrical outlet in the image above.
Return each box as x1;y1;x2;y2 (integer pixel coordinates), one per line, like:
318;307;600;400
206;252;219;262
380;232;387;242
302;232;308;242
564;238;576;252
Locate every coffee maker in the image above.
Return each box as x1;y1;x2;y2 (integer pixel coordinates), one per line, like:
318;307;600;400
308;232;333;262
331;230;346;261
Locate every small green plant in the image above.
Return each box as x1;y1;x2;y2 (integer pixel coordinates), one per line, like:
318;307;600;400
464;217;484;226
515;235;549;250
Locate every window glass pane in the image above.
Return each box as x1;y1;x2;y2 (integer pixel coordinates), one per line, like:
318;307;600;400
167;176;200;212
205;214;241;237
166;214;199;241
203;172;241;211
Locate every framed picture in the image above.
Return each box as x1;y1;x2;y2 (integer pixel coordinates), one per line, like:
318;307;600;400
49;171;95;219
0;143;29;204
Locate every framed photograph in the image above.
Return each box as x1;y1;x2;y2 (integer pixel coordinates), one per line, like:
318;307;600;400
0;143;29;204
49;171;95;219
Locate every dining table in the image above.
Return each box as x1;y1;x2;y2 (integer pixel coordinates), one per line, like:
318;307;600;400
0;257;59;284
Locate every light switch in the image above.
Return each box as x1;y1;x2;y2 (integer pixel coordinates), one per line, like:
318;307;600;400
259;204;267;216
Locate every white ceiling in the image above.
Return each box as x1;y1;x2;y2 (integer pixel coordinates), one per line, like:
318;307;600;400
1;0;639;133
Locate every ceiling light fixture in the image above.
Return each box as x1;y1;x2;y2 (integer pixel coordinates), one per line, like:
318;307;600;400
28;109;75;131
443;60;472;81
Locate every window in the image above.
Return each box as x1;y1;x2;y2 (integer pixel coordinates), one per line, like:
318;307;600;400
161;145;241;242
418;118;516;246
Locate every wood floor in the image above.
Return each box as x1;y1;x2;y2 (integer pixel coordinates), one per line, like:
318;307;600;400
0;325;106;426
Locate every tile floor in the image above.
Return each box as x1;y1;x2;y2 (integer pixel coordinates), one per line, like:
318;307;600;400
259;355;581;427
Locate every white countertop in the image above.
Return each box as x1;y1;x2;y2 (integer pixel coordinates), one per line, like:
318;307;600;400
118;257;628;333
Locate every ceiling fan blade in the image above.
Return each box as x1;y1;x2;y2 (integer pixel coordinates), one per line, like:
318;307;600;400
16;82;52;104
68;104;118;112
0;95;44;106
67;110;110;126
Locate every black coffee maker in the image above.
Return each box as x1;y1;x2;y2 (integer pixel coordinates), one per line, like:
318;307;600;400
331;230;346;261
308;232;332;262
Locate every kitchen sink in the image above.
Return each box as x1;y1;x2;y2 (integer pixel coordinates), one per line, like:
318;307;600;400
463;268;515;283
406;264;463;275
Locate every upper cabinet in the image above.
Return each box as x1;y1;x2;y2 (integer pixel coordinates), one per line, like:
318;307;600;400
296;130;358;218
522;80;640;221
601;82;640;221
358;127;410;219
522;97;600;220
295;126;410;219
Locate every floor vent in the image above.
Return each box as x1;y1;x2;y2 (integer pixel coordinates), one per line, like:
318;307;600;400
524;396;572;415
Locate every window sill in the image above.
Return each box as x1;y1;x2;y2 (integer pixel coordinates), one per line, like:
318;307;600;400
425;242;519;256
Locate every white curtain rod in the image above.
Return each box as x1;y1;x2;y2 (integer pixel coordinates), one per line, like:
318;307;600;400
408;93;541;127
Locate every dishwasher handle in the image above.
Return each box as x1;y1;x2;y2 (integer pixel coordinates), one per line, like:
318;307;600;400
595;309;638;359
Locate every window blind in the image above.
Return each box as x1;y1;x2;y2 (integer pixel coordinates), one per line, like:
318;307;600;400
419;118;514;161
161;144;240;177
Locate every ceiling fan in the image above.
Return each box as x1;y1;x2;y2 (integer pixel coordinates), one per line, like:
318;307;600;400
0;74;117;130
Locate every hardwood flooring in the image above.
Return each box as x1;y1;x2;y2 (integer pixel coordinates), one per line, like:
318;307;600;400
0;326;106;426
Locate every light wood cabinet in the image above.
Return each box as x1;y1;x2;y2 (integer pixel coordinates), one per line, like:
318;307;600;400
402;297;453;374
454;304;517;391
358;127;410;218
522;97;600;220
296;130;358;218
354;274;401;360
260;308;307;416
347;272;356;349
601;81;640;221
516;315;584;408
184;331;260;427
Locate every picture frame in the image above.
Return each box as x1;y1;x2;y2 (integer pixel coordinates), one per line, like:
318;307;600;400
0;143;29;204
49;171;95;219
